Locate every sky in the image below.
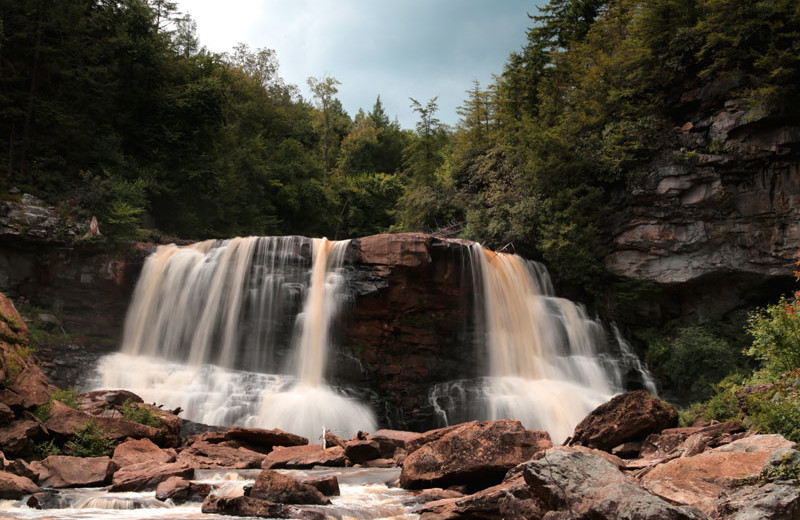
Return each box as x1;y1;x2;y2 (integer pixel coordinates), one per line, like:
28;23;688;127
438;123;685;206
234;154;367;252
175;0;544;129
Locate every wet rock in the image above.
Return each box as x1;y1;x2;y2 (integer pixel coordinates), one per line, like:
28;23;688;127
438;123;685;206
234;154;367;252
640;434;797;515
176;440;265;469
45;400;162;445
110;460;194;492
400;419;552;491
302;475;339;497
34;455;115;488
524;447;704;519
569;390;678;451
344;439;380;464
112;438;176;468
0;470;40;499
154;476;210;504
262;444;347;469
201;495;326;520
249;470;330;505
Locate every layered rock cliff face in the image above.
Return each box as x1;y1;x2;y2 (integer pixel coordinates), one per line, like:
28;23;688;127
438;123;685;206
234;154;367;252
605;84;800;321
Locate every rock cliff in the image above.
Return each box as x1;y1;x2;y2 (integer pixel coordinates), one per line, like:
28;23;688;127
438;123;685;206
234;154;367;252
605;85;800;322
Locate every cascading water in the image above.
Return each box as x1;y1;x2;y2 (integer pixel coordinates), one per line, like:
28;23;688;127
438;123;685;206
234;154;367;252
94;236;375;442
429;245;653;443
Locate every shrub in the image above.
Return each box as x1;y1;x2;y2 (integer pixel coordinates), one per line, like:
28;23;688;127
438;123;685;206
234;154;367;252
34;387;81;422
62;419;115;457
3;345;34;383
121;399;162;428
35;439;60;459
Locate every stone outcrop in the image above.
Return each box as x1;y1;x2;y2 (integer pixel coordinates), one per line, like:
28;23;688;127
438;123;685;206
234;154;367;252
176;440;266;469
112;438;176;468
400;419;552;490
605;92;800;322
110;460;194;492
0;470;40;499
569;390;679;451
45;400;163;444
261;444;347;469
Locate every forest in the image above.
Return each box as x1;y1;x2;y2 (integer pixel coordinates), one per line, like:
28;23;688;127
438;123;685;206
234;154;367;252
2;0;800;438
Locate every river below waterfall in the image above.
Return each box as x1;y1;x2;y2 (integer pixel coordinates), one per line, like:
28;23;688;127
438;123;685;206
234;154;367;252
0;468;418;520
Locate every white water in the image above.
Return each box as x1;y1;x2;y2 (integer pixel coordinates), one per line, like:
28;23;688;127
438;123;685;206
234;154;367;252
96;236;376;442
0;468;416;520
429;245;652;443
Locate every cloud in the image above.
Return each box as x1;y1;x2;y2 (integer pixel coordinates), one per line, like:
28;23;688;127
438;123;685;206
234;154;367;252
177;0;539;128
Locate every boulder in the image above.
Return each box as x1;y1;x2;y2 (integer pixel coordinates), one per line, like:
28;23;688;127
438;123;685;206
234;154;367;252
1;454;38;482
201;495;326;520
403;487;465;507
344;439;381;464
359;233;433;267
0;470;39;499
303;475;340;497
34;455;115;488
155;476;210;504
523;447;704;519
176;440;265;469
0;403;14;424
112;438;176;468
640;434;798;515
249;470;330;505
712;482;800;520
262;444;347;469
400;420;552;491
0;419;44;458
0;293;29;345
225;426;308;448
569;390;678;451
639;421;747;460
0;366;51;410
323;430;346;449
405;423;474;454
79;389;143;416
369;429;417;458
110;460;194;492
45;400;162;444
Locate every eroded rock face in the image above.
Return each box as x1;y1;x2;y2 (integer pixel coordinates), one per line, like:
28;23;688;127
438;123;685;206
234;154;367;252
400;419;552;491
569;390;678;451
605;98;800;322
110;460;194;492
261;444;347;470
112;438;176;469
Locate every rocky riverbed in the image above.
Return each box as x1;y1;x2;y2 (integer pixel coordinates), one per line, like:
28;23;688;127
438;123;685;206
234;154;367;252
1;294;798;519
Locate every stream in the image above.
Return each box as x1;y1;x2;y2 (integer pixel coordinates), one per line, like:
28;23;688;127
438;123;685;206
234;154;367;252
0;467;419;520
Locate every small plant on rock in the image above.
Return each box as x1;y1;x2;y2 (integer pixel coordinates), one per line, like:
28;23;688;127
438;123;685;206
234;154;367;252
121;399;162;428
62;419;115;457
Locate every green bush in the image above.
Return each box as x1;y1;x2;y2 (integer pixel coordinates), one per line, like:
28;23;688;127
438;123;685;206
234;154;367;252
746;295;800;380
121;399;162;428
62;419;115;458
34;387;81;423
703;375;744;423
35;439;60;459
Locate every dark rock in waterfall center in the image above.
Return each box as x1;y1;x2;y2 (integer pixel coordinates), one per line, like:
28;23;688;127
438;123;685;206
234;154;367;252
569;390;678;451
249;469;330;505
202;495;326;520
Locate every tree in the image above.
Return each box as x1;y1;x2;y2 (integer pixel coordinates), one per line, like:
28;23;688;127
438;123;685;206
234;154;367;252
307;75;343;173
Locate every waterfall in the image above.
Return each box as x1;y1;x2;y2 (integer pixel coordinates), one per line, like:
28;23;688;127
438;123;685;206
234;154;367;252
429;245;653;443
94;236;376;442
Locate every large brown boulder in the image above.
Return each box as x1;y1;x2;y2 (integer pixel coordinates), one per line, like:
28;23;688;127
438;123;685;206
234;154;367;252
400;419;552;490
176;440;265;469
0;470;39;499
369;429;417;458
712;481;800;520
249;470;330;505
569;390;678;451
344;439;380;464
0;418;44;458
45;400;161;444
405;423;474;454
201;495;325;520
33;455;115;488
640;434;797;515
262;444;347;469
523;447;704;519
110;460;194;492
225;426;308;448
155;476;210;504
112;438;176;468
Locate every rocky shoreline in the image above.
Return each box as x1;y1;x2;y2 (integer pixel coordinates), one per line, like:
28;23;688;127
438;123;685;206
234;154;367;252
1;293;798;519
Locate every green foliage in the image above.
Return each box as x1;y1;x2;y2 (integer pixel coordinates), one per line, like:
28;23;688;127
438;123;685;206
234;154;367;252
761;453;800;484
34;387;81;423
120;399;162;428
35;439;60;459
746;294;800;379
703;375;744;422
3;344;33;383
647;326;743;402
62;419;115;458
